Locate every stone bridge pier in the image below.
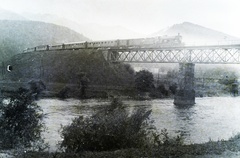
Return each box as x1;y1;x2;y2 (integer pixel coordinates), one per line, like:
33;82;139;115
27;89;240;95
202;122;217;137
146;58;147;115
174;63;195;106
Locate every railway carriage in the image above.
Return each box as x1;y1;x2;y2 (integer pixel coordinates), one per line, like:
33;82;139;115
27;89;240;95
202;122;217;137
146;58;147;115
22;34;183;53
98;40;117;48
64;41;87;49
49;44;63;50
36;45;49;51
128;38;144;47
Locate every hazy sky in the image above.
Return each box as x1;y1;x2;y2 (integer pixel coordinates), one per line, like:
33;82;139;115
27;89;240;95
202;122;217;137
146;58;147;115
0;0;240;37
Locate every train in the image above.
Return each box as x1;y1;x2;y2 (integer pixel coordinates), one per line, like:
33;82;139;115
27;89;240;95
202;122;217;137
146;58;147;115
23;34;183;53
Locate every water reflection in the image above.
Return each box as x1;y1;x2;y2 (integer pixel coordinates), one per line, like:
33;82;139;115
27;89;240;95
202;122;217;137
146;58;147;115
173;104;196;140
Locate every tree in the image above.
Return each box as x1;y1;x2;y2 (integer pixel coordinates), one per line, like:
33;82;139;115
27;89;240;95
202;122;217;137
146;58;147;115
157;84;169;96
135;70;154;92
0;88;46;149
169;83;178;95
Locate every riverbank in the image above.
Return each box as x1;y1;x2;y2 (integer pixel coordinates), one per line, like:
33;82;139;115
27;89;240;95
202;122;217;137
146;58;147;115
13;133;240;157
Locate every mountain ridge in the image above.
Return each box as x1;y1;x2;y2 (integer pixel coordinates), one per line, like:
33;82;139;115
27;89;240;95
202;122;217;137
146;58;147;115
0;20;89;61
21;12;145;40
0;8;27;21
152;22;239;45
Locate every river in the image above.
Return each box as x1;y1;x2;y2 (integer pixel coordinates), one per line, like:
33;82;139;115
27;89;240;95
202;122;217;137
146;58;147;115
37;96;240;150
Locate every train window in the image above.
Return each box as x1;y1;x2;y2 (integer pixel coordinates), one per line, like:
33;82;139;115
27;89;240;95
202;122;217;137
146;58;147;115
7;65;13;72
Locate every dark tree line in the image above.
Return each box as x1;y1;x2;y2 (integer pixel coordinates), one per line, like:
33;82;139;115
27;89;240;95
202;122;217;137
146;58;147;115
134;70;177;98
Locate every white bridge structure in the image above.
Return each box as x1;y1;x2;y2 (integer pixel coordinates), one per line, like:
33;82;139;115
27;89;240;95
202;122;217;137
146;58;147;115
105;44;240;64
103;44;240;106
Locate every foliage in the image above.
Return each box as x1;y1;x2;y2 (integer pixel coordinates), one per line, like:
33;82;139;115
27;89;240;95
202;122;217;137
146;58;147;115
134;70;154;92
0;88;46;149
166;69;178;80
196;67;239;94
18;128;240;158
169;83;178;95
152;129;183;147
157;84;169;96
123;64;135;75
7;51;135;98
60;98;153;152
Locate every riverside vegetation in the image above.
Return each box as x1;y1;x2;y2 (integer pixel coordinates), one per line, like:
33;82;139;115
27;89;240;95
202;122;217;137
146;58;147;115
0;88;48;154
1;91;240;157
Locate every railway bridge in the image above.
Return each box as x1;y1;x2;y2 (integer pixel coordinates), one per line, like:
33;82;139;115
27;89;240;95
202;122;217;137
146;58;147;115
102;44;240;105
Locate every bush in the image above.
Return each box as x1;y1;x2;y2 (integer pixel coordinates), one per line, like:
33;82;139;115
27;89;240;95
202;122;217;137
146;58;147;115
60;98;154;152
0;88;46;149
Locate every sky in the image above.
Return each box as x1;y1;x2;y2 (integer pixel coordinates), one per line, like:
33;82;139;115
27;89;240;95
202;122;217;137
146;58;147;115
0;0;240;37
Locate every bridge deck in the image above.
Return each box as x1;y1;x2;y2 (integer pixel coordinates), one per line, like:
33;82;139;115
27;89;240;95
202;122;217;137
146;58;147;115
105;44;240;64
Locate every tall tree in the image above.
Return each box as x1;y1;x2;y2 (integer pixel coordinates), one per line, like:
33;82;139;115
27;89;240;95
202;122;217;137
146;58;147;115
135;70;154;92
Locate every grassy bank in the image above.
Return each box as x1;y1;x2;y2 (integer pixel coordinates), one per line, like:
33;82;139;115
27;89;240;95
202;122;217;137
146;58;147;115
17;134;240;157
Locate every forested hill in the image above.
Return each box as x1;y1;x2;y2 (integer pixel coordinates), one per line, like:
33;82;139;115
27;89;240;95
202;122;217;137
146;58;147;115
0;20;89;62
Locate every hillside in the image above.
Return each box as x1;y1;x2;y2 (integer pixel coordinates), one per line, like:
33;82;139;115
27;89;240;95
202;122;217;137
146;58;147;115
21;13;144;40
3;49;135;97
152;22;240;45
0;20;89;62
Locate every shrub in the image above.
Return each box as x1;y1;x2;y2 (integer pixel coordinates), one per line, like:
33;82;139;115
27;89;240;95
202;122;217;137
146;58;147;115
153;129;183;147
60;98;154;152
0;88;46;150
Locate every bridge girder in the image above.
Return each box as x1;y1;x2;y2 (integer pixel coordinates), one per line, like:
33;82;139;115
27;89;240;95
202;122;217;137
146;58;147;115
105;45;240;64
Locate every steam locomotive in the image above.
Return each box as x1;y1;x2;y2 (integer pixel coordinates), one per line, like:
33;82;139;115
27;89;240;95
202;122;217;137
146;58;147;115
23;34;183;53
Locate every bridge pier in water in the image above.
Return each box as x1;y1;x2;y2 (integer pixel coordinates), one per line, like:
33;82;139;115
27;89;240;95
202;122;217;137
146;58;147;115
174;63;195;106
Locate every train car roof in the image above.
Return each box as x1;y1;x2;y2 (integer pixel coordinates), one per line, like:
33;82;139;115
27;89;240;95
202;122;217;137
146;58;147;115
64;41;87;45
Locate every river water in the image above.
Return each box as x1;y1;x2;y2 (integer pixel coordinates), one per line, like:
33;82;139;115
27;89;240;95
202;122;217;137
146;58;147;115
37;96;240;150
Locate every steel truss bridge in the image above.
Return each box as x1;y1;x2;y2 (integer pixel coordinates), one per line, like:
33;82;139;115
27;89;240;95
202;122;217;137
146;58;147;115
104;44;240;64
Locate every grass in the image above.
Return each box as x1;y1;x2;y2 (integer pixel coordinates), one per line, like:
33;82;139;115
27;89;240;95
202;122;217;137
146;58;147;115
16;132;240;158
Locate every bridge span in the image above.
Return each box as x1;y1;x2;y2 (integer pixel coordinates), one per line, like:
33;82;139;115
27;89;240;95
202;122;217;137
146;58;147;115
104;44;240;64
103;44;240;106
